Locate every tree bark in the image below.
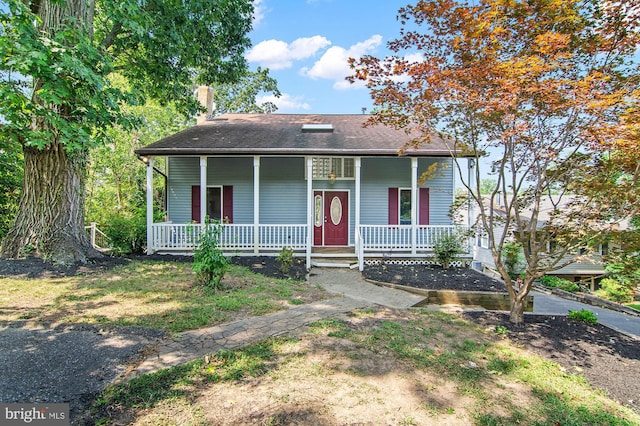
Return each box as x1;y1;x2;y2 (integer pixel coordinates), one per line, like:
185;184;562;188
0;0;99;263
1;143;100;263
509;296;525;325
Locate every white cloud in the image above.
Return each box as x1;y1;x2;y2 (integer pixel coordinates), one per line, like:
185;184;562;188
252;0;266;27
257;93;311;112
301;35;383;90
246;36;331;70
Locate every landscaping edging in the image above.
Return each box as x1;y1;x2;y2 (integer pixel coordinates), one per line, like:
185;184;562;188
366;278;533;311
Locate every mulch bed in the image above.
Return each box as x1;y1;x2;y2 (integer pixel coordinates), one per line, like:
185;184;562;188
464;311;640;412
363;263;505;292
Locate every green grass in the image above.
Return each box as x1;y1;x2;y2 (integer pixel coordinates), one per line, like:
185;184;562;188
0;260;325;332
627;303;640;312
92;338;291;423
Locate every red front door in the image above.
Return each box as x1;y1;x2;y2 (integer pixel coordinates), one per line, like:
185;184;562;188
314;191;348;246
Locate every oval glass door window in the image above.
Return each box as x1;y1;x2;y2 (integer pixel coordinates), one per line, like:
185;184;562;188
330;196;342;225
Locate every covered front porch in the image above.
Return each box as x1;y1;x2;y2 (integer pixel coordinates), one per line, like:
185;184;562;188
143;153;470;269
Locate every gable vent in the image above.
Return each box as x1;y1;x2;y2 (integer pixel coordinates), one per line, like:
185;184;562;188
301;123;333;133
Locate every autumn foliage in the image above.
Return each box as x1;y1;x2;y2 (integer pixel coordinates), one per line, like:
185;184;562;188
350;0;640;323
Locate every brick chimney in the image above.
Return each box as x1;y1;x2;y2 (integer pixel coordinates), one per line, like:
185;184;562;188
196;86;214;125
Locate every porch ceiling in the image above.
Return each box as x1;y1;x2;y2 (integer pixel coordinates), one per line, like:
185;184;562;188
135;113;466;157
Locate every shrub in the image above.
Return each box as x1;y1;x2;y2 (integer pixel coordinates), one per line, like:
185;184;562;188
434;234;463;269
193;222;228;290
539;275;580;293
595;278;633;303
276;247;294;275
501;241;522;279
103;213;146;255
568;309;598;325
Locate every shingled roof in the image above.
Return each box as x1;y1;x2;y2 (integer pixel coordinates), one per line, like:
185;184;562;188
135;113;458;157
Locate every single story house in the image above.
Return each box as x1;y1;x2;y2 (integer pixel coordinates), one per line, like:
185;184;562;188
135;107;471;269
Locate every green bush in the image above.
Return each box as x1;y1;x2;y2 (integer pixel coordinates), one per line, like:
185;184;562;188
539;275;580;293
501;241;522;279
595;278;633;303
568;309;598;325
434;234;463;269
193;222;228;290
103;213;146;255
276;247;294;275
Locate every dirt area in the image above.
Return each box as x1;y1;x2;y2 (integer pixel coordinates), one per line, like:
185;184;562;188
1;255;639;421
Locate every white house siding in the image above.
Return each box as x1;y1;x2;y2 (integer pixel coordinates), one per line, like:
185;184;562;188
360;157;454;225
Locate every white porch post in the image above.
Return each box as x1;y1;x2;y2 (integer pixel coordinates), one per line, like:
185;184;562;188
411;157;418;256
254;156;260;254
355;157;362;269
200;156;207;224
306;157;313;269
145;157;155;254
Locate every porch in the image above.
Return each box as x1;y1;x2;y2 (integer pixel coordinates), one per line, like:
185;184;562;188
149;222;470;270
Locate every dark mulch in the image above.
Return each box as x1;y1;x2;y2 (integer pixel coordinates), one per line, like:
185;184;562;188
0;254;306;280
230;255;307;280
464;311;640;412
363;263;505;292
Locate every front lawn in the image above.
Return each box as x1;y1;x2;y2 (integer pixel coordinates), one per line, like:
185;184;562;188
0;260;327;332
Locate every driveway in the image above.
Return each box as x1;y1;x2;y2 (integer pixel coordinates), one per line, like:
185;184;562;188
532;290;640;338
0;323;165;422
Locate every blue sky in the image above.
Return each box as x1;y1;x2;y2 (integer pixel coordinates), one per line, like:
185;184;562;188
247;0;410;114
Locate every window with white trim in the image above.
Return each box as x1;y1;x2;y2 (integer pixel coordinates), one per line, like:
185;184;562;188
311;157;355;180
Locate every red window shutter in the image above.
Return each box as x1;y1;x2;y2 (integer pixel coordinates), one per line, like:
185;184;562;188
191;185;200;222
223;185;233;223
419;188;430;225
388;188;399;225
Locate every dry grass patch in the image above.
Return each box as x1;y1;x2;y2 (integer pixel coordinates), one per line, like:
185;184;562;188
92;307;640;425
0;260;327;331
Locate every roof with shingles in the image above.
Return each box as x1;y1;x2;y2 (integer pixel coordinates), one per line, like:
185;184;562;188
135;113;461;157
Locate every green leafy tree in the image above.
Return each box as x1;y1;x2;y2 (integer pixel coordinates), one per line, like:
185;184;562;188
350;0;640;323
211;67;281;116
0;134;23;240
0;0;254;263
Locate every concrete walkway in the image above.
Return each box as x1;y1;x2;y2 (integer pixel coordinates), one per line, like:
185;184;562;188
131;268;640;378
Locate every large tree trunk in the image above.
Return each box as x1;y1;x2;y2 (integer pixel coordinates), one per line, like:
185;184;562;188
0;0;99;263
1;143;99;263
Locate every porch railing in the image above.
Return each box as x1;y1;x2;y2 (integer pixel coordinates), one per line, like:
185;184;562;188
150;222;468;255
359;224;469;251
150;223;307;252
